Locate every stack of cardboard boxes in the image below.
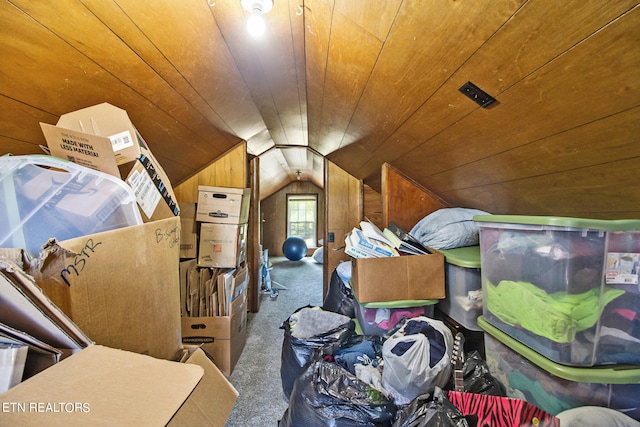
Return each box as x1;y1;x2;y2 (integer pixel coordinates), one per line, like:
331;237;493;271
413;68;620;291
0;103;239;425
179;185;251;377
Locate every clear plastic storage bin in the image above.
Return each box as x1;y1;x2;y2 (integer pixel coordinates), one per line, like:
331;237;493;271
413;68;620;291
0;155;142;256
354;297;436;336
438;246;482;331
480;316;640;421
475;215;640;366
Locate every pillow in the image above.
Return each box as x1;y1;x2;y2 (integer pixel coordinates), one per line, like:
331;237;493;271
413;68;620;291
311;246;324;264
410;208;490;250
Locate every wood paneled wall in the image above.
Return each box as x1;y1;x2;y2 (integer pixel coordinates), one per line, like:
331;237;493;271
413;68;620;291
261;180;325;258
382;163;449;232
324;161;362;297
174;143;248;203
363;184;383;230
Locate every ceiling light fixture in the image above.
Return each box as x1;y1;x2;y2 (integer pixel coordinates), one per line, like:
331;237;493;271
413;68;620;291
241;0;273;38
295;170;301;180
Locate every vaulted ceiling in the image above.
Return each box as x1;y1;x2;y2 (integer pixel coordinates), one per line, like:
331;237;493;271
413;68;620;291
2;0;639;217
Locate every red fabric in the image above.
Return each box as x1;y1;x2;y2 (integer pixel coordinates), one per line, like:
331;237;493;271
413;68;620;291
447;390;560;427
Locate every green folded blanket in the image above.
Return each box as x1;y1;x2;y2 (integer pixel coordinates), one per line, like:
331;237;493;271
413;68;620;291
487;280;624;343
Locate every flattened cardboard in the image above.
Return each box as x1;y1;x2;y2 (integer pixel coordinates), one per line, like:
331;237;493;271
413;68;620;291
25;217;182;361
0;345;204;426
351;251;445;303
179;259;198;317
168;347;239;426
196;186;250;224
0;323;61;381
40;123;120;177
180;203;198;259
0;259;91;356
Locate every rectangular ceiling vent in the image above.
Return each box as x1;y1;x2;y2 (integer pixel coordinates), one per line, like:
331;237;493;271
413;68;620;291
459;81;497;108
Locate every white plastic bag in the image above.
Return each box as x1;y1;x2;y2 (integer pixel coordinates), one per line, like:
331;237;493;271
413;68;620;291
381;317;453;404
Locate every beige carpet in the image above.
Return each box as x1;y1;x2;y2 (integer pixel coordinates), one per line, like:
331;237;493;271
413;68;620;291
224;256;324;426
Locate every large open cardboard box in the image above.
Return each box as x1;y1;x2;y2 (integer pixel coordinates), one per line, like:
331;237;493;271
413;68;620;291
24;216;182;361
351;251;446;303
0;344;238;426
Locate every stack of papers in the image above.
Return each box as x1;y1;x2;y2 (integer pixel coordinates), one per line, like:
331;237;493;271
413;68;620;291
345;220;432;259
345;220;399;258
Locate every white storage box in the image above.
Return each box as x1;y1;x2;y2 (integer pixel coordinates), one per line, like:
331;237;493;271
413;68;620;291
196;186;250;224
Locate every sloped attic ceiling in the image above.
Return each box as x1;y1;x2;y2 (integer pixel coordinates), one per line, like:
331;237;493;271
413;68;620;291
1;0;639;216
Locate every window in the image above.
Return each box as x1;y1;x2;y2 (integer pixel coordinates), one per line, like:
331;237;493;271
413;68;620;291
287;194;317;247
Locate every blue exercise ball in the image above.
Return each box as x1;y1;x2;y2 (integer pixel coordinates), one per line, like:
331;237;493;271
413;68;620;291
282;236;307;261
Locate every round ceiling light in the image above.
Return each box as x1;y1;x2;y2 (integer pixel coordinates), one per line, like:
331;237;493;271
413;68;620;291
241;0;273;15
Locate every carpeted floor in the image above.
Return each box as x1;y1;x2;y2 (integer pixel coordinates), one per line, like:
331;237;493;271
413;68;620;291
224;256;324;426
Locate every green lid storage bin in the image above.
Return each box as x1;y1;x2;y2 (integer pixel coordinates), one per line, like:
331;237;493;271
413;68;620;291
474;215;640;366
479;316;640;421
438;246;482;331
354;297;437;336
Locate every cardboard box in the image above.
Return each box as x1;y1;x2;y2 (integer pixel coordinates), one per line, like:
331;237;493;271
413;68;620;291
24;216;182;361
198;223;247;268
351;251;445;303
196;186;250;224
43;103;180;222
181;291;247;377
40;123;121;177
56;103;147;167
180;203;198;259
0;345;238;426
168;346;239;426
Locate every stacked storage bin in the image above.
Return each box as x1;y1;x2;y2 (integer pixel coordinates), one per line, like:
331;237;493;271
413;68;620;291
354;298;437;336
437;246;483;331
474;215;640;420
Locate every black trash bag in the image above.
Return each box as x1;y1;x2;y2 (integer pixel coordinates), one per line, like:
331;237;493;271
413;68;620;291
323;267;356;318
393;388;469;427
461;350;506;396
279;360;397;427
280;305;356;400
445;350;506;396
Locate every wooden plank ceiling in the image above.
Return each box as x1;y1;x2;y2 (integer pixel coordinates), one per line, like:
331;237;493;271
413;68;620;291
1;0;639;218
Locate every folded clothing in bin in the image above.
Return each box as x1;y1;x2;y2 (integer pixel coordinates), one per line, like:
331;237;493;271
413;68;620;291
355;298;437;336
